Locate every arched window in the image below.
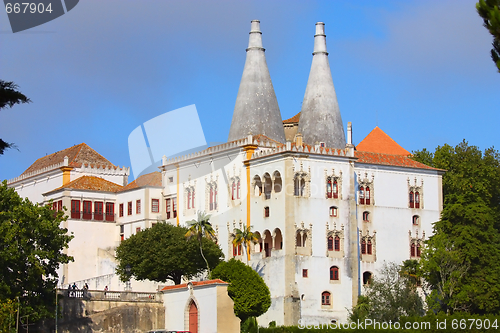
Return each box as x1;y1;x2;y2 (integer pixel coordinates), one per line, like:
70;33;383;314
187;191;191;209
192;190;195;208
330;266;339;280
210;187;214;210
413;215;419;225
411;243;416;257
409;191;414;208
363;211;370;222
274;228;283;250
334;236;340;251
359;186;365;205
254;175;262;196
274;171;282;193
329;206;337;217
321;291;331;305
361;239;366;254
294;177;300;196
237;180;241;199
327;236;334;251
416;243;421;257
333;180;338;198
231;182;235;200
363;271;372;285
263;230;272;257
367;239;372;255
296;232;302;247
300;179;306;196
365;187;371;205
327;178;332;198
263;173;272;200
415;191;420;208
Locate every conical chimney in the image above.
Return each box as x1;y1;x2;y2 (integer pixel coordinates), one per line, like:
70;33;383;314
228;20;285;143
297;22;346;148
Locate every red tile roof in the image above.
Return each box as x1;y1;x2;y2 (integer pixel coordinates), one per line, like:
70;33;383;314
21;143;116;175
355;151;439;170
53;176;124;192
161;279;228;291
120;171;162;192
356;127;410;156
283;112;301;124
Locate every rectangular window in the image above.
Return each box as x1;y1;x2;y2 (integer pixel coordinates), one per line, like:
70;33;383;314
328;237;333;251
71;200;80;219
237;180;241;199
106;202;114;221
329;206;337;217
120;234;124;241
303;269;308;278
128;201;132;215
192;191;195;209
136;227;141;234
119;203;124;217
264;207;270;217
120;225;124;233
166;198;171;219
334;237;340;251
94;201;103;220
57;200;62;211
136;200;141;214
82;201;92;220
173;198;177;218
152;199;159;213
187;191;191;209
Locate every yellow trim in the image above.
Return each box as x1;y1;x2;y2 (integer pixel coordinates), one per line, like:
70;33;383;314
243;145;257;262
60;166;73;186
176;165;180;226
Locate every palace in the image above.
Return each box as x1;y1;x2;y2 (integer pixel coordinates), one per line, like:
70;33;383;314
7;21;443;325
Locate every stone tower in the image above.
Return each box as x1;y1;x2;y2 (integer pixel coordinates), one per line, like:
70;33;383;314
297;22;346;148
228;20;286;143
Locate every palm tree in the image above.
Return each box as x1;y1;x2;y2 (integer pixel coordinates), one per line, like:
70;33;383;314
185;211;216;276
232;225;259;264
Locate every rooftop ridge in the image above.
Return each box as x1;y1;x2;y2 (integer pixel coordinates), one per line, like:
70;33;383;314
7;161;65;184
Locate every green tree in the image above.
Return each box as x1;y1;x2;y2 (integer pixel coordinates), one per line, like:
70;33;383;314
0;181;73;323
413;141;500;314
477;0;500;72
348;262;424;322
185;211;216;275
232;226;259;263
0;299;16;333
0;80;31;154
211;259;271;323
116;222;223;285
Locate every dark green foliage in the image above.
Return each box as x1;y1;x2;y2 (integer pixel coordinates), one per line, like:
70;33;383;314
115;222;223;285
210;258;271;323
348;262;424;323
0;80;31;154
412;141;500;314
477;0;500;72
0;181;73;322
256;314;500;333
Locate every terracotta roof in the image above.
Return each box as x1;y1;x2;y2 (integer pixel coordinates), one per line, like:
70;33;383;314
22;143;116;175
161;279;228;291
355;151;439;170
283;112;301;124
120;172;162;192
54;176;124;192
356;127;410;156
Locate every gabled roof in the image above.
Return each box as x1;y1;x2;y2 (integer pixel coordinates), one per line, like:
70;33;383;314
161;279;228;292
283;112;301;124
52;176;123;192
356;127;410;156
21;143;116;175
120;171;162;192
355;151;439;170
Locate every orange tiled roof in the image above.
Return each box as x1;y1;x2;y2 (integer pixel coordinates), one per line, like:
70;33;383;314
120;171;162;192
356;127;410;156
283;112;301;124
21;143;116;175
161;279;228;291
355;151;439;170
54;176;124;192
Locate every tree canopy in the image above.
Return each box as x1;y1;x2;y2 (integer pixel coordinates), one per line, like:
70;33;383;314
0;80;31;154
0;181;73;323
211;259;271;323
116;222;223;285
413;141;500;314
349;261;424;323
476;0;500;72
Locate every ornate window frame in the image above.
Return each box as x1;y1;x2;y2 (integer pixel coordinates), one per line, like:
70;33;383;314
326;223;344;258
325;169;342;199
358;172;374;206
360;230;376;262
408;178;424;209
295;222;312;256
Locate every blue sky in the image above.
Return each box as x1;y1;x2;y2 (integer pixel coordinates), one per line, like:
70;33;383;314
1;0;498;181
